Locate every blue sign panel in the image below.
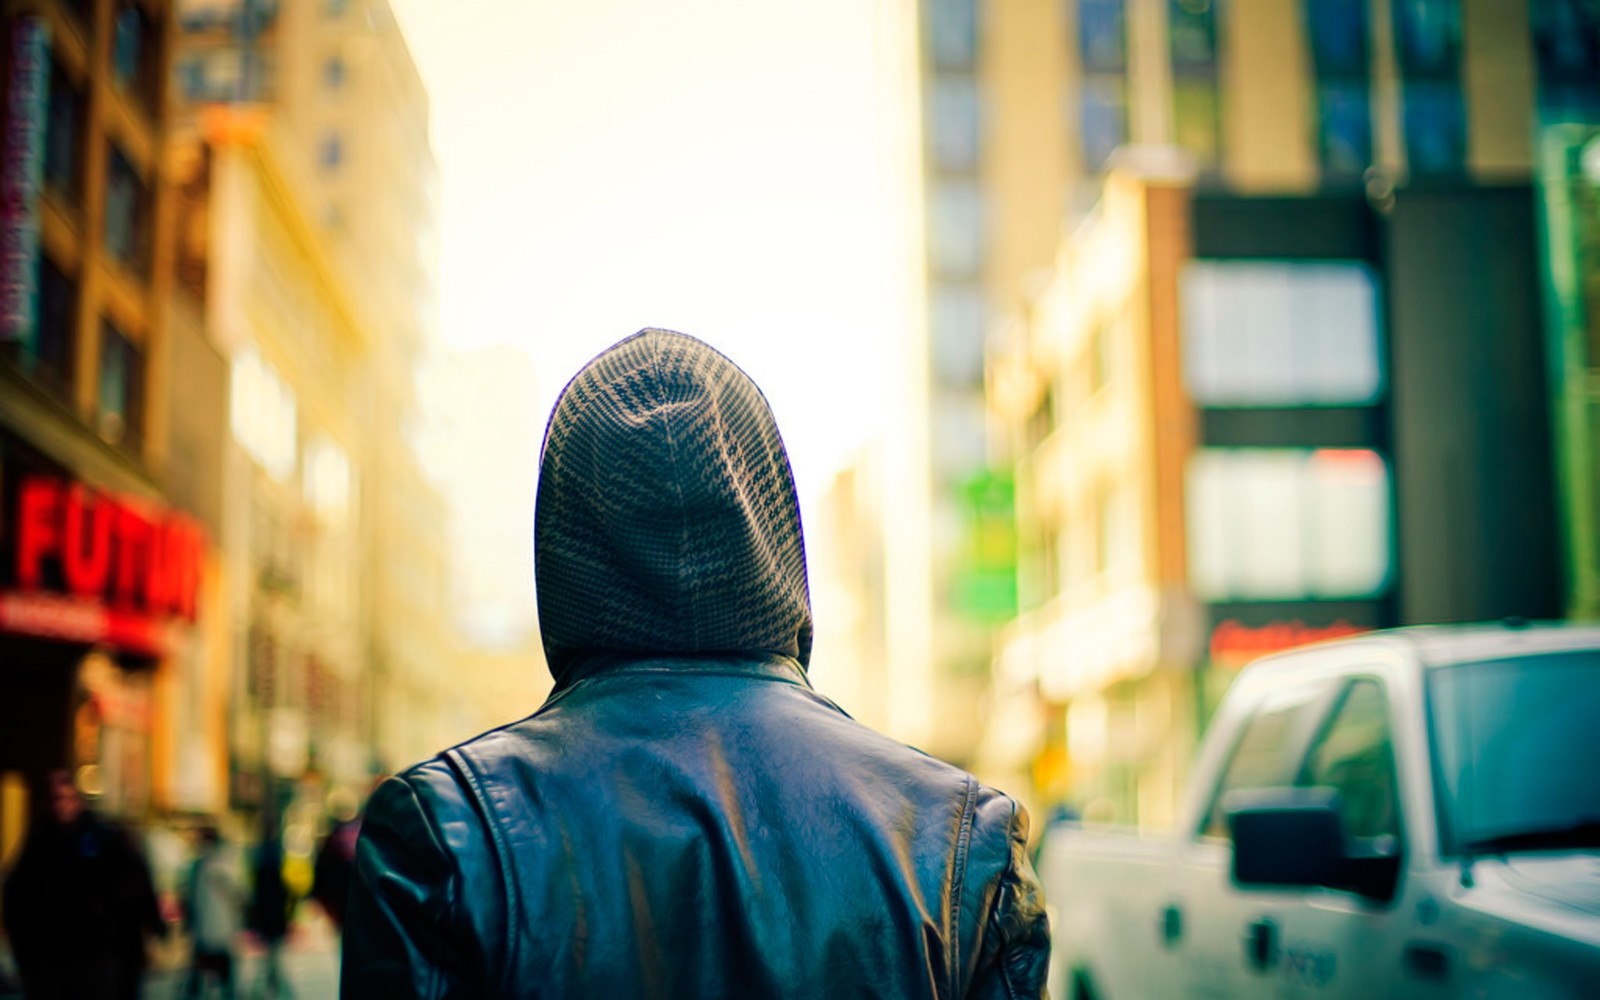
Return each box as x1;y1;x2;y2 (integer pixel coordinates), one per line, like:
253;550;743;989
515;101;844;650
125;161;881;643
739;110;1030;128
0;16;51;345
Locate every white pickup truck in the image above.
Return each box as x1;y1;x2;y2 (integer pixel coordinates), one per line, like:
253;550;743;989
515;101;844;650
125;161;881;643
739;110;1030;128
1037;622;1600;999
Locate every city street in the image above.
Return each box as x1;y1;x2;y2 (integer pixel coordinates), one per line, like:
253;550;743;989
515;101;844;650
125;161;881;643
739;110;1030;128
143;915;340;1000
0;0;1597;997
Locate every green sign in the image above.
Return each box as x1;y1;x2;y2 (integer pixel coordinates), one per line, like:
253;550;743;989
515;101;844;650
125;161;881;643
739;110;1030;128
1535;122;1600;619
951;468;1018;621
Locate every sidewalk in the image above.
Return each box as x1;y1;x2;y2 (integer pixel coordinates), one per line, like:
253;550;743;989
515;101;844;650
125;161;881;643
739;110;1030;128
145;909;340;1000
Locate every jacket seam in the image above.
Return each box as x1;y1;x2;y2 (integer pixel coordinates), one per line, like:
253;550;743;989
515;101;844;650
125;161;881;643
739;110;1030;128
949;776;979;1000
644;334;699;648
994;799;1024;1000
443;745;521;996
395;773;454;1000
547;655;813;699
572;664;809;684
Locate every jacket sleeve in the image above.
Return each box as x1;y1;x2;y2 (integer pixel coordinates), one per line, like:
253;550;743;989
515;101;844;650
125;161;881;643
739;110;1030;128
341;767;486;999
965;792;1052;1000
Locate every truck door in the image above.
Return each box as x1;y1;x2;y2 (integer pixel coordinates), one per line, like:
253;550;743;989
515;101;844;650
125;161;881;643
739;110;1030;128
1262;676;1448;999
1172;681;1334;999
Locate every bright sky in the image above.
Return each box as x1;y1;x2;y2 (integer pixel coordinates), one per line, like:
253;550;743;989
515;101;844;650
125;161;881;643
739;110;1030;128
388;0;908;498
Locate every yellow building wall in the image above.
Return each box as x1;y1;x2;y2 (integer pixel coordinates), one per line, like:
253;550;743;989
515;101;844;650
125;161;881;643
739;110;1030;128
1463;0;1535;180
1221;0;1317;192
984;0;1069;315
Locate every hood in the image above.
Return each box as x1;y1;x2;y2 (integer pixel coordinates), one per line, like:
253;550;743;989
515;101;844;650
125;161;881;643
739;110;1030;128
1498;852;1600;919
534;329;813;687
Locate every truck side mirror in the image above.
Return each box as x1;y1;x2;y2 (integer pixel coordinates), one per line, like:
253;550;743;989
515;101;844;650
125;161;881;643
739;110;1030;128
1228;787;1345;888
1227;787;1401;903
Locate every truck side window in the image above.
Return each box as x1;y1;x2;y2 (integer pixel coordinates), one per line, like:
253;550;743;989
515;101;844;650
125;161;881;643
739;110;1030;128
1201;691;1322;839
1297;678;1400;841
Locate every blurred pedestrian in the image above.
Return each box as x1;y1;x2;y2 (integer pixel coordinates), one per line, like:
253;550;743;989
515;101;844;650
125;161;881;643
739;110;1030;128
309;791;360;933
343;330;1050;997
244;825;294;1000
182;824;240;999
0;768;166;1000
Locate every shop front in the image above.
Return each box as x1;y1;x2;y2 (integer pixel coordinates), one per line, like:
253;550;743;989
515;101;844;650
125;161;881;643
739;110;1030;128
0;438;205;857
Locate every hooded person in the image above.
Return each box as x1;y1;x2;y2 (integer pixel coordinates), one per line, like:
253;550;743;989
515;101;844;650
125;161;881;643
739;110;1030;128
341;329;1050;999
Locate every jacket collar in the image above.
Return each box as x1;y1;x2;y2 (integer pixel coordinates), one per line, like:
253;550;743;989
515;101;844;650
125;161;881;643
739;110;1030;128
544;650;812;702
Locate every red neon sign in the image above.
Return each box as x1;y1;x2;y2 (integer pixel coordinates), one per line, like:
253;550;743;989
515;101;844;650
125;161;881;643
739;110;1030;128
1209;618;1367;664
0;591;169;657
7;476;204;651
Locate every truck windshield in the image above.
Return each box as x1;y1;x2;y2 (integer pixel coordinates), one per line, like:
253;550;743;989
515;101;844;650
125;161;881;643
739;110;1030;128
1428;649;1600;857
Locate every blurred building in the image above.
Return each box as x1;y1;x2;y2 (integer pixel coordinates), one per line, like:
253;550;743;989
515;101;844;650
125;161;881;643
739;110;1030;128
176;2;554;774
174;0;438;350
176;112;379;819
446;631;551;743
807;447;891;733
1529;3;1600;621
414;345;543;649
168;0;451;823
0;0;191;864
972;0;1570;829
892;0;1046;766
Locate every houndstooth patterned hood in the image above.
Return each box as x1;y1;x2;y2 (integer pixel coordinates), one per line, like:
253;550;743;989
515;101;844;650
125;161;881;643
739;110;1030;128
534;329;813;687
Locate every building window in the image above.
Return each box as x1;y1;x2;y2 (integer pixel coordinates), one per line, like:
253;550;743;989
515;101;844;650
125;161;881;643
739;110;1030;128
1090;481;1138;581
177;51;253;103
324;55;346;91
1187;448;1391;600
930;392;988;480
1392;0;1464;176
112;2;162;115
319;133;343;170
231;346;299;482
1402;80;1466;176
1077;0;1129;173
304;436;354;522
98;320;144;449
177;57;205;102
928;181;984;279
928;76;981;173
1306;0;1373;177
1315;79;1373;176
1180;260;1383;406
45;63;86;206
1307;0;1370;77
1079;77;1128;173
929;285;988;387
1532;0;1600;118
1169;0;1222;168
7;256;78;401
104;145;152;278
1172;79;1220;166
1089;318;1115;395
1393;0;1461;78
926;0;979;71
1079;0;1127;73
62;0;92;28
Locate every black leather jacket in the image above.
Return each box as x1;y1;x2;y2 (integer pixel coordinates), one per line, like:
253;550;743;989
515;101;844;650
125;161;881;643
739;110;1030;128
342;331;1050;998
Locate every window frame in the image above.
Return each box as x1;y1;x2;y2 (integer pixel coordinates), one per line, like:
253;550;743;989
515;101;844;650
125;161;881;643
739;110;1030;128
97;316;146;451
103;142;153;279
44;59;88;209
1195;678;1340;841
111;0;163;118
1294;674;1407;846
319;133;344;171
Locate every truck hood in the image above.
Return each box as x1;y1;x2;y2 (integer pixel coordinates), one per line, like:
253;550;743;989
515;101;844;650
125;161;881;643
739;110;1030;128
1496;852;1600;919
